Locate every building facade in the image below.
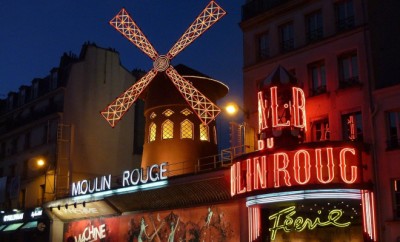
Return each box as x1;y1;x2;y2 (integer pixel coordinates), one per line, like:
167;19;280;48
0;43;144;241
241;0;400;241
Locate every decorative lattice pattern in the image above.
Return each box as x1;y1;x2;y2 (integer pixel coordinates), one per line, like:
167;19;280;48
101;70;157;127
150;112;157;119
149;122;156;142
166;67;220;125
110;8;159;60
101;2;226;127
200;124;209;141
163;109;174;117
167;1;226;58
181;109;192;116
162;120;174;139
181;120;194;139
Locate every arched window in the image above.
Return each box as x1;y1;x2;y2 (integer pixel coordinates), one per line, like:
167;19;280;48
200;124;209;141
180;119;194;139
162;120;174;139
149;122;156;142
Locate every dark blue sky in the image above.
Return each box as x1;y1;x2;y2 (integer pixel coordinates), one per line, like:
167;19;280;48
0;0;244;105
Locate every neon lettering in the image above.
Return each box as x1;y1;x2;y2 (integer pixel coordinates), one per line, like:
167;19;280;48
273;153;291;188
230;146;360;197
271;87;290;128
268;206;351;240
246;159;253;192
293;150;311;185
236;162;246;194
339;148;358;184
292;87;307;130
253;156;267;190
315;148;335;184
258;91;268;132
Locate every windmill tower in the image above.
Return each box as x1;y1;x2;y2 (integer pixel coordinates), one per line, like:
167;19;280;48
101;1;228;175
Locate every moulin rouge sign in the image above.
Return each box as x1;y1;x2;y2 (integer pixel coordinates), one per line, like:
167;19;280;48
71;162;168;196
231;69;363;197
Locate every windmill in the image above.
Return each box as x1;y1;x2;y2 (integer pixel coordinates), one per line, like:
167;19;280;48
101;1;226;127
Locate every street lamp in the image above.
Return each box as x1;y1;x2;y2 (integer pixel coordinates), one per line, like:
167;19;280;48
222;102;255;156
36;159;45;168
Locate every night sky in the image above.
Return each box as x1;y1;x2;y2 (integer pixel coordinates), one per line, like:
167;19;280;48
0;0;244;105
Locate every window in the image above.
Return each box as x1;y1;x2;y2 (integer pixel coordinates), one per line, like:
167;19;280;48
312;118;330;141
256;32;269;61
200;124;209;141
387;111;400;149
393;179;400;219
335;0;355;32
149;123;157;142
279;22;294;52
338;52;359;88
181;109;192;116
163;109;174;117
342;111;363;141
180;120;194;139
162;120;174;139
308;61;327;95
306;10;323;43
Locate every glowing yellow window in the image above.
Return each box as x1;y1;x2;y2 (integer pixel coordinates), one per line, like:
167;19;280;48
200;124;209;141
181;109;192;116
162;120;174;139
163;109;174;117
180;120;194;139
149;123;156;142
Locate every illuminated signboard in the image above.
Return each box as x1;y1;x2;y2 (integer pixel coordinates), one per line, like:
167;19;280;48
257;66;307;149
231;143;362;196
52;200;117;221
71;162;167;196
3;212;24;222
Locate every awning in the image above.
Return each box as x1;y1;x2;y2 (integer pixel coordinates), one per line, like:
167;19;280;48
20;221;38;230
107;172;232;212
2;222;24;232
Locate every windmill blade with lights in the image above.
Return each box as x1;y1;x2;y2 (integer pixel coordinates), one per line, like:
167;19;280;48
101;1;226;127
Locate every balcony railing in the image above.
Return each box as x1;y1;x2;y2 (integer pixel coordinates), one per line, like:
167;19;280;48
280;38;294;53
339;76;361;89
306;28;323;43
242;0;291;21
336;16;355;32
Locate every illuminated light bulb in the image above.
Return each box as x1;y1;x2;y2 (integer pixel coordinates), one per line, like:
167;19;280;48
225;103;238;115
37;159;45;167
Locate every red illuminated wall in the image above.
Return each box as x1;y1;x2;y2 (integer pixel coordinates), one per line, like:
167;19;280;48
63;203;240;242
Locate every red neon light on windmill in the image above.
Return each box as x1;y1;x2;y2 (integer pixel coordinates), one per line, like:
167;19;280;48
101;1;226;127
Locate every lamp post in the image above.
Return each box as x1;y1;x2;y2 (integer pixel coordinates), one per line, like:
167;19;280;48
29;156;55;205
223;102;255;156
